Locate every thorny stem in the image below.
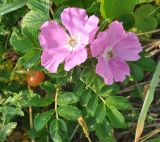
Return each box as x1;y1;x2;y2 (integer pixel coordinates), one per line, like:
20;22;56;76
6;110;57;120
28;86;35;142
55;88;59;119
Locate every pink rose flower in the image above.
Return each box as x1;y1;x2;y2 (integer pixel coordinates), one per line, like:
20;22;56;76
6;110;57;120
39;8;99;72
91;21;142;85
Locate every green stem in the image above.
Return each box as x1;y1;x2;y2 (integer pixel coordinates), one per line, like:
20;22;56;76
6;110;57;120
28;86;35;142
134;60;160;142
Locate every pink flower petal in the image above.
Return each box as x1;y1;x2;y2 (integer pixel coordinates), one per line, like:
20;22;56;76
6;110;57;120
108;58;130;82
61;8;88;36
91;31;108;57
113;32;142;61
106;21;126;47
64;47;88;71
41;48;70;73
39;21;69;50
96;56;113;85
80;15;99;44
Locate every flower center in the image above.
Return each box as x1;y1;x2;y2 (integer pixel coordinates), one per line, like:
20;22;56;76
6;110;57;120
67;37;78;48
103;48;114;61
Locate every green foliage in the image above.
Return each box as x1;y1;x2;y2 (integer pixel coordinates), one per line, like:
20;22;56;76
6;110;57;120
135;57;156;72
146;137;160;142
80;65;105;94
105;96;132;110
86;94;98;116
118;14;135;30
95;103;106;123
40;81;56;94
18;49;41;69
129;63;144;80
10;29;35;52
134;4;158;32
106;107;126;128
0;0;159;141
0;122;17;141
57;91;79;106
100;0;137;19
49;119;67;142
22;0;50;44
29;95;53;107
95;121;116;142
57;105;82;121
34;109;54;131
27;0;49;15
0;0;27;16
79;89;92;106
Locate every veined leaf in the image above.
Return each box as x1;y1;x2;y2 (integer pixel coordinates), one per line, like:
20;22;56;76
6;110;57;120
0;0;27;16
57;105;82;121
27;0;49;15
34;109;54;131
10;30;35;52
49;119;67;142
57;92;79;106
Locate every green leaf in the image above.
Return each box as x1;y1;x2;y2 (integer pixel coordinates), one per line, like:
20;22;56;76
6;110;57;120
106;107;126;128
0;70;11;81
22;0;50;43
80;89;92;107
28;128;48;142
80;66;105;94
57;105;82;121
99;84;120;97
118;13;135;30
30;95;53;107
86;94;98;116
0;122;17;141
0;106;24;117
146;137;160;142
10;30;35;52
100;0;137;19
49;119;67;142
129;63;144;81
105;96;132;110
40;81;56;94
0;0;27;16
22;11;49;42
134;4;158;32
135;57;156;72
18;49;41;69
28;0;49;15
95;103;106;123
53;0;66;6
80;66;95;88
57;92;79;106
34;109;54;131
95;121;116;142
